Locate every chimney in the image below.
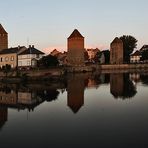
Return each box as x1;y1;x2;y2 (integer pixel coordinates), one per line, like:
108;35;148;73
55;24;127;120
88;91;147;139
18;45;20;49
32;45;34;48
29;45;31;48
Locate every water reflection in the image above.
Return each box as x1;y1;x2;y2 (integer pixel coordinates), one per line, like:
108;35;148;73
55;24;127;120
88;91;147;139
67;74;85;113
0;107;7;130
0;72;148;148
0;72;148;129
110;73;137;99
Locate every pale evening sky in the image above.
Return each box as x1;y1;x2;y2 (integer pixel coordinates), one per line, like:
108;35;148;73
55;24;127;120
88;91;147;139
1;0;148;53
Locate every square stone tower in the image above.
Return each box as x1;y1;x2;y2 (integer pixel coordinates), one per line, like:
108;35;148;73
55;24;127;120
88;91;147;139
110;37;123;64
67;29;85;66
0;24;8;51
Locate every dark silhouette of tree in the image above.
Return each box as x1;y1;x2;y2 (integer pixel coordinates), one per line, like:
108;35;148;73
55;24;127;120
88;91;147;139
2;64;11;77
120;35;138;63
84;50;89;62
94;51;101;63
110;73;137;100
141;50;148;61
122;74;137;99
102;50;110;64
38;55;59;68
140;74;148;85
37;89;60;102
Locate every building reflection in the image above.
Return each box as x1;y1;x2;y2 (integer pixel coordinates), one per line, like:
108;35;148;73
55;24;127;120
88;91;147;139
0;107;7;130
67;74;85;113
110;73;124;98
0;83;60;122
0;71;143;129
110;73;137;99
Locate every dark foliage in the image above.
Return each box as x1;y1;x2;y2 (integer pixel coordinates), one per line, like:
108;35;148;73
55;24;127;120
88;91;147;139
38;55;59;68
102;50;110;64
120;35;138;63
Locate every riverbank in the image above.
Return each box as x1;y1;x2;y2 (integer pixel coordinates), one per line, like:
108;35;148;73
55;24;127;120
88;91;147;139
0;64;148;83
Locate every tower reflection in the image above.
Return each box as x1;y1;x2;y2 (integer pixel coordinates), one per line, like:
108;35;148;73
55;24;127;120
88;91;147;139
110;73;137;99
67;74;85;113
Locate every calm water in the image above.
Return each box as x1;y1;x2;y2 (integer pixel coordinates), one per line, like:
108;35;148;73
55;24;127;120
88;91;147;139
0;72;148;148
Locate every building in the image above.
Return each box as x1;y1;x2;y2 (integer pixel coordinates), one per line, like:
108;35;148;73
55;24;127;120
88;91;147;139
0;24;8;51
140;45;148;52
67;29;85;66
18;45;45;68
50;49;60;56
110;37;123;64
50;49;68;65
87;48;100;61
130;50;141;63
0;46;26;68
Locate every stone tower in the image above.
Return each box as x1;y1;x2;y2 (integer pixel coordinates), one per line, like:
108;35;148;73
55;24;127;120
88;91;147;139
0;24;8;51
67;29;85;66
110;37;123;64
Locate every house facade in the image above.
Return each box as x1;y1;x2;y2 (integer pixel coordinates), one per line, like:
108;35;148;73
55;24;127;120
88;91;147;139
18;45;45;68
0;46;26;68
130;50;141;63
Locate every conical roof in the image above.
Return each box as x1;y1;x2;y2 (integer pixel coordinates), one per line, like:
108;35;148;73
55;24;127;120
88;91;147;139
0;24;7;34
111;37;123;44
68;29;84;39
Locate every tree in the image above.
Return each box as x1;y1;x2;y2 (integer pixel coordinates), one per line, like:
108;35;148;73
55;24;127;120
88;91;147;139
38;55;59;68
2;64;11;77
102;50;110;64
84;50;89;62
94;51;101;63
141;49;148;61
120;35;138;63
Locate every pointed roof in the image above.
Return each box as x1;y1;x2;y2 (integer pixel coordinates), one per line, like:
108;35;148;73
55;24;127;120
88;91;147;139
19;46;45;55
68;104;83;114
68;29;84;39
0;24;7;34
111;37;123;44
131;50;141;56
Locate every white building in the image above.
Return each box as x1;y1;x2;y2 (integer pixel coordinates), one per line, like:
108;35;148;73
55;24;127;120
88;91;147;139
130;50;141;63
18;45;45;68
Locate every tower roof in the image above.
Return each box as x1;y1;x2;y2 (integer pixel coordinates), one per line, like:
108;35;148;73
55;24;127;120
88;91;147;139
111;37;123;44
68;29;84;39
0;24;7;34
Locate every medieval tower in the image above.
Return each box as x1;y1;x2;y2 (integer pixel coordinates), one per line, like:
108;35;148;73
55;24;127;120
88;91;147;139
110;37;123;64
0;24;8;51
67;29;85;66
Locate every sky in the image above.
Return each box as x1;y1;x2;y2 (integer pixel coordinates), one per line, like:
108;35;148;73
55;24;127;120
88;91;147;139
1;0;148;53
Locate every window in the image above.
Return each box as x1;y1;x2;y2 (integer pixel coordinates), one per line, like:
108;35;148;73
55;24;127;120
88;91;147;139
0;58;2;62
11;64;14;68
11;56;14;61
27;61;31;66
5;57;9;62
36;54;39;58
18;61;22;66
